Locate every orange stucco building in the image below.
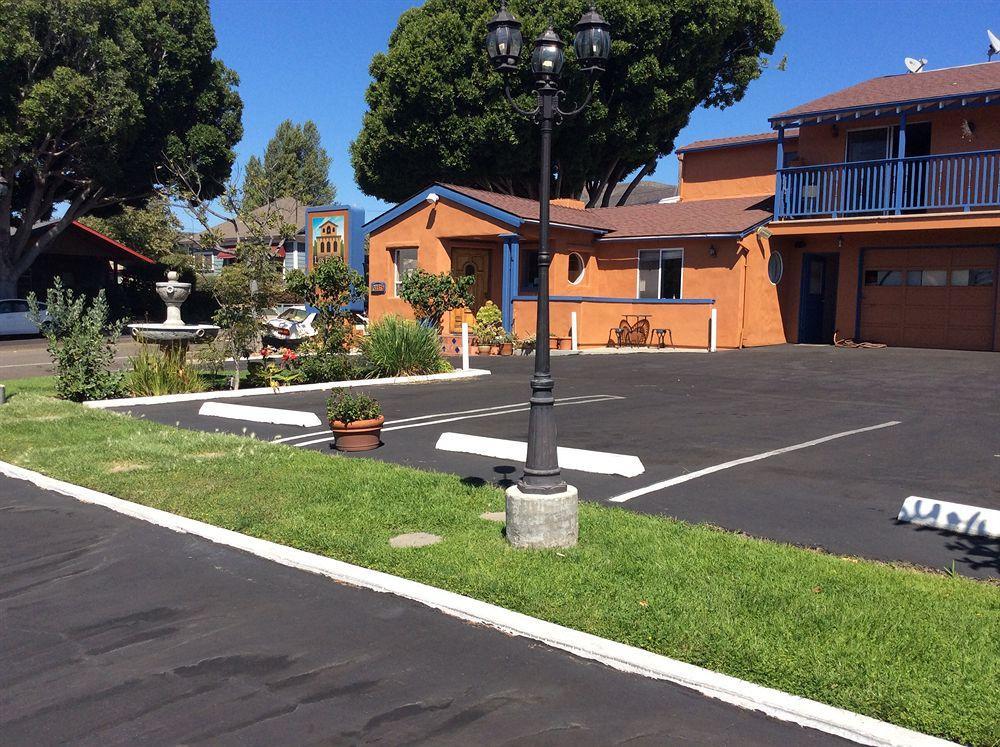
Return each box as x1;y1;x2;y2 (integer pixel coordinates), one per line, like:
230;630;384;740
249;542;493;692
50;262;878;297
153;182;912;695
365;60;1000;352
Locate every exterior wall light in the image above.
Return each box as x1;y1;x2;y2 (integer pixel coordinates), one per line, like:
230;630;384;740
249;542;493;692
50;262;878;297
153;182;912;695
573;5;611;73
530;27;566;82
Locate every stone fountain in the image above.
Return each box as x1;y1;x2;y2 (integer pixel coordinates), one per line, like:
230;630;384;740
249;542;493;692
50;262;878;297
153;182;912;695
129;271;220;356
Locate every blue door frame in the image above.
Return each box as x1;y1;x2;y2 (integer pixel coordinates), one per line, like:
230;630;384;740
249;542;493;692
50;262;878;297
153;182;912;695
500;234;520;332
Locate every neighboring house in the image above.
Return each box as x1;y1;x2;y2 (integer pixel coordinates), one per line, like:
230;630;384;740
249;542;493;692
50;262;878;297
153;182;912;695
581;179;678;206
364;59;1000;352
185;196;310;275
14;220;154;299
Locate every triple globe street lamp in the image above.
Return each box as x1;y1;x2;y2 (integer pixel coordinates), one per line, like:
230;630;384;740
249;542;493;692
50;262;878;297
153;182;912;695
485;3;611;548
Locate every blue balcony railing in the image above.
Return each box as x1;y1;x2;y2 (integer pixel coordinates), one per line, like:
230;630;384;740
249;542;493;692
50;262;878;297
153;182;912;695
775;149;1000;219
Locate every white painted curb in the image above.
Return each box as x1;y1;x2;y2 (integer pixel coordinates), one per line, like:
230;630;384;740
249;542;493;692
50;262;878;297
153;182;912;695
83;368;491;409
897;496;1000;539
435;432;645;477
198;402;321;428
0;461;957;747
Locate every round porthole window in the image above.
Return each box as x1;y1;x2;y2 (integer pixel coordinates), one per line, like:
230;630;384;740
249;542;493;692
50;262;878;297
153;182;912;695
767;250;784;285
568;252;585;285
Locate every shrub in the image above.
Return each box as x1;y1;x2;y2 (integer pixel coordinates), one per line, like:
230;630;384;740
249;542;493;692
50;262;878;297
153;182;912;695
126;346;206;396
360;316;450;377
298;349;362;383
399;269;474;328
247;347;305;390
473;300;504;344
28;278;124;401
326;391;382;424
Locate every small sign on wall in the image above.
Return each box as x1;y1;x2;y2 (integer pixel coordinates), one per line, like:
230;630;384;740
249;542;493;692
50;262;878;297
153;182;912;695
370;281;387;295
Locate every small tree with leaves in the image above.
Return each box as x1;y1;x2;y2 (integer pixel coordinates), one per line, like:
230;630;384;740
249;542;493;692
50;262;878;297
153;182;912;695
27;278;124;401
399;269;475;329
285;258;366;350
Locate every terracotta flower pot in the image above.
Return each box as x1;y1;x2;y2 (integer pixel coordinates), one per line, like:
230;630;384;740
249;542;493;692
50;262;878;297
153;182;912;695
549;337;558;350
477;344;491;355
329;415;384;452
489;344;500;355
557;337;572;350
499;342;513;355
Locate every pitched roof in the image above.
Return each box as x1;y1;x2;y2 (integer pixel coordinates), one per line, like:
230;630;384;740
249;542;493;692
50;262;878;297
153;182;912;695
581;179;678;206
443;184;612;231
208;196;308;243
677;129;799;153
771;61;1000;124
590;195;774;239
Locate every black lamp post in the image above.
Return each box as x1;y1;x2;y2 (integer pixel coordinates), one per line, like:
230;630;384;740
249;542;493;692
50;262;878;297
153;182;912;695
486;3;610;544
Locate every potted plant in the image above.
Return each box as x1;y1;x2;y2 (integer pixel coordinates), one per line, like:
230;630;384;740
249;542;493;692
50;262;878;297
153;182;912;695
473;301;504;356
499;331;515;356
518;335;536;355
549;335;559;350
557;336;573;351
326;391;384;452
476;334;493;355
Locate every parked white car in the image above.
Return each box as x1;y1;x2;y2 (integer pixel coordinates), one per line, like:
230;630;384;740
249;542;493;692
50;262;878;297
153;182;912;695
0;299;49;336
262;305;318;346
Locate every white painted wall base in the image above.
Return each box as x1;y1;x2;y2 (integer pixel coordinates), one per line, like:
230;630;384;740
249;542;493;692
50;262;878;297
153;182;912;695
897;496;1000;539
198;402;321;428
0;460;956;747
436;432;645;477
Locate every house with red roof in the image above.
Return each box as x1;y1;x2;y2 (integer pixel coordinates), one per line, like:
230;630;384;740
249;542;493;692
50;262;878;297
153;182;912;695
364;60;1000;352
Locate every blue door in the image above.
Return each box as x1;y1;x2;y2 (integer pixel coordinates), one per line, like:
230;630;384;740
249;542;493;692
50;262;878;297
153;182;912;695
798;253;839;344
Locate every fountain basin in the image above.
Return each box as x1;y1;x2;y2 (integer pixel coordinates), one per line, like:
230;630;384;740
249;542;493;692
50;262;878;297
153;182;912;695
129;323;221;344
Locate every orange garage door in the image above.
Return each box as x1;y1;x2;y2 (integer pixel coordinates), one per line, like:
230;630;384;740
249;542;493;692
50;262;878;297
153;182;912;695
860;246;998;351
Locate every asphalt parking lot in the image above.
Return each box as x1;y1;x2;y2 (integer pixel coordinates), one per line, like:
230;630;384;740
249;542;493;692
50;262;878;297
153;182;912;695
112;345;1000;579
1;477;847;746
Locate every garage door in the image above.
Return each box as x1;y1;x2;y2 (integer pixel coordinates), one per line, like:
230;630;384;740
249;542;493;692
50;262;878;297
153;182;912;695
860;246;997;350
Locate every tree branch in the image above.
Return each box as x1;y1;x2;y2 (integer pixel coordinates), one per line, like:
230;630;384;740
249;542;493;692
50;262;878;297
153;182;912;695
615;158;657;207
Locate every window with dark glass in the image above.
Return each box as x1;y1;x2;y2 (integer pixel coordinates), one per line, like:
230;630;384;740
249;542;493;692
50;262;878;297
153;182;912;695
637;249;682;299
951;269;994;286
864;270;902;286
520;250;539;293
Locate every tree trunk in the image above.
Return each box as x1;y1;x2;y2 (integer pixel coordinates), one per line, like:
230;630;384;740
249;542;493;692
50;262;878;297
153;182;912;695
0;254;20;298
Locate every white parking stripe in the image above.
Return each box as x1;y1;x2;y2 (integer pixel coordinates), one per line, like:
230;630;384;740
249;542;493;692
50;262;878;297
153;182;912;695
435;432;645;477
608;421;902;503
294;396;624;448
273;395;624;444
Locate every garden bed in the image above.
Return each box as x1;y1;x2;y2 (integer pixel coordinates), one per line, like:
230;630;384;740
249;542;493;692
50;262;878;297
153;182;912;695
0;393;997;746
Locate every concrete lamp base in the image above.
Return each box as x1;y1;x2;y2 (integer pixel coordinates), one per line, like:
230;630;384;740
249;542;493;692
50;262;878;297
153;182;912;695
505;484;579;549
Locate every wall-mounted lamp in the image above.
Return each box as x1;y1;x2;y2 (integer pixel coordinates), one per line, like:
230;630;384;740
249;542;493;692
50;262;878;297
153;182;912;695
708;244;717;257
837;235;844;249
755;225;773;240
961;119;976;141
426;192;440;204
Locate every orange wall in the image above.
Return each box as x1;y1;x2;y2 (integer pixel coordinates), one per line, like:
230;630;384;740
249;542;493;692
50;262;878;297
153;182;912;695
771;226;1000;349
678;140;790;201
793;108;1000;166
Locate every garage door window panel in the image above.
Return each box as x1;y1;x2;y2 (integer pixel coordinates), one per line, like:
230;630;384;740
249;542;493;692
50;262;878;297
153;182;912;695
864;270;902;286
951;269;994;287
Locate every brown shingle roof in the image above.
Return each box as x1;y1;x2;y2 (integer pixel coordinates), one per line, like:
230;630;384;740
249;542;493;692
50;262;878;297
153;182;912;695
590;195;773;239
434;185;772;239
676;129;799;153
772;61;1000;122
443;184;612;231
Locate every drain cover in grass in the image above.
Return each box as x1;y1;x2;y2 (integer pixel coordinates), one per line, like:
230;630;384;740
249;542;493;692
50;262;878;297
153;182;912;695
389;532;442;548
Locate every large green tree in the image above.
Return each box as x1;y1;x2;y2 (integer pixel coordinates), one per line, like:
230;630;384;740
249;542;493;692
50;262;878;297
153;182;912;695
351;0;782;207
80;196;185;262
243;120;335;211
0;0;242;297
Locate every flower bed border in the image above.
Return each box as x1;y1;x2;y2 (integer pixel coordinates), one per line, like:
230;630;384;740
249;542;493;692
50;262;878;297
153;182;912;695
83;368;490;409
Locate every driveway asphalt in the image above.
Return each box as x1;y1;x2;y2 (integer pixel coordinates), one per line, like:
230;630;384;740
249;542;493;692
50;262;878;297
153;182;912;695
0;335;140;380
0;476;848;746
114;345;1000;579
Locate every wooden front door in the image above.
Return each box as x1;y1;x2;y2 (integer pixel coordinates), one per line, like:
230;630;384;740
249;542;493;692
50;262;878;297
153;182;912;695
450;248;491;333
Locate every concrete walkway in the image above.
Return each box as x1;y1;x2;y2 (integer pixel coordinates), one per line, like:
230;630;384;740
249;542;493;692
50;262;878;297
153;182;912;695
0;477;847;746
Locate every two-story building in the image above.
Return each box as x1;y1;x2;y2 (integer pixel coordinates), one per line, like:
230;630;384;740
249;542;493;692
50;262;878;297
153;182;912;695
364;60;1000;352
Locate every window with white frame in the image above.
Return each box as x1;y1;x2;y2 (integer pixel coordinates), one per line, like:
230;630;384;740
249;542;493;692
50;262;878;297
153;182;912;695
392;248;418;296
637;249;682;299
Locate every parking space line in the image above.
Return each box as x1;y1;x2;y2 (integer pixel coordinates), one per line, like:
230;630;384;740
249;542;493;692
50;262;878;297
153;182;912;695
293;395;625;448
608;420;902;503
272;395;622;444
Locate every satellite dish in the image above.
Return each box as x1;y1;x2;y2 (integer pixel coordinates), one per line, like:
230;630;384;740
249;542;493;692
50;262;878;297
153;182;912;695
988;30;1000;60
904;57;927;73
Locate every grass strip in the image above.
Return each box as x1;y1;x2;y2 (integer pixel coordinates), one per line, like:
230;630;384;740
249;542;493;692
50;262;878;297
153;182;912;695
0;393;997;746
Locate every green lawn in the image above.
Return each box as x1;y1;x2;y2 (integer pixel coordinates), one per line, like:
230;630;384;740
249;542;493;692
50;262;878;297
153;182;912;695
2;375;57;398
0;393;997;746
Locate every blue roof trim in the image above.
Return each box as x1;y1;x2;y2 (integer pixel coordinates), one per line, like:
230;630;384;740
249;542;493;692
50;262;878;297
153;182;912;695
514;295;715;305
363;185;522;234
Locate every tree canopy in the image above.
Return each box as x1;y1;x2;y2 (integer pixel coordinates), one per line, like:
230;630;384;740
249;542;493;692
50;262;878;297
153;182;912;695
351;0;783;207
0;0;242;296
80;196;185;263
243;120;335;211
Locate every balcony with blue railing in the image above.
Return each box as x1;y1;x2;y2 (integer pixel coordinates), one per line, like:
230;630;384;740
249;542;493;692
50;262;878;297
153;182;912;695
775;149;1000;220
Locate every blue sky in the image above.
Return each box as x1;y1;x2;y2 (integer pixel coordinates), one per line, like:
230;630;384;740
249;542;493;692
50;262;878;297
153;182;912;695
205;0;998;225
